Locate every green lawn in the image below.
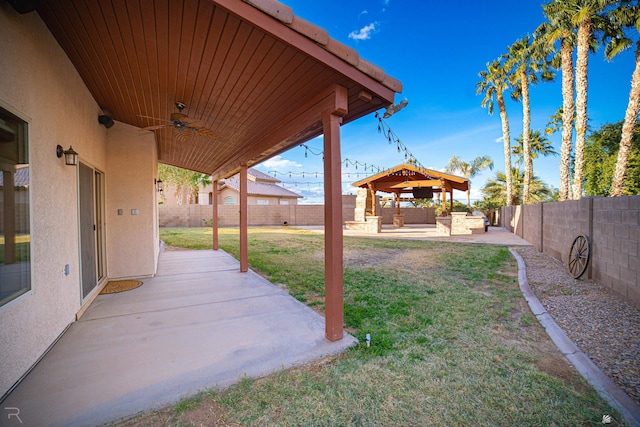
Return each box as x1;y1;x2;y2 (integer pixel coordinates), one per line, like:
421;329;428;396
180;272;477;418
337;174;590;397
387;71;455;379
139;226;620;426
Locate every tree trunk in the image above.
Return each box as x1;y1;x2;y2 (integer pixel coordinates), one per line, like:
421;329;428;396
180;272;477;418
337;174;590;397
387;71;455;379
521;70;532;204
497;94;513;205
467;188;471;209
559;37;575;201
573;20;591;199
611;41;640;196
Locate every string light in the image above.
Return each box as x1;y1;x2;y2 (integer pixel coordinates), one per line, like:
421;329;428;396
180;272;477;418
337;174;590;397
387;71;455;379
272;115;432;189
374;112;425;169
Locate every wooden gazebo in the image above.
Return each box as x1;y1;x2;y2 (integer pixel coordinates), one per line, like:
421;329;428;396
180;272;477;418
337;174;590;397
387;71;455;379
352;163;469;214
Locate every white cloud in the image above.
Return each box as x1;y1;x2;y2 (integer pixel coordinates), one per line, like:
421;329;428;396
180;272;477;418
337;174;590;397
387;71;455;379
260;155;302;169
348;23;377;41
495;136;504;143
358;9;368;19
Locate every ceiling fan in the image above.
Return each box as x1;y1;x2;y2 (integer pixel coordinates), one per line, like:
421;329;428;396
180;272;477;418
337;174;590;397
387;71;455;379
139;102;218;141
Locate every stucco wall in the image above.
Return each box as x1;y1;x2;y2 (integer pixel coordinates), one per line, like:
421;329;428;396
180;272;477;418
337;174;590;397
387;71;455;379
106;123;159;278
0;7;160;397
0;7;108;396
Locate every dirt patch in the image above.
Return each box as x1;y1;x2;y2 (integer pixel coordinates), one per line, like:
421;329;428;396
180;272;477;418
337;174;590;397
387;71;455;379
534;341;593;394
342;247;443;271
163;245;191;251
116;400;241;427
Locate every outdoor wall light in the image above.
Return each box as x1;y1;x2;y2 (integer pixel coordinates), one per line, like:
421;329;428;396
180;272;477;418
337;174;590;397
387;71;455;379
155;179;163;193
56;145;78;166
98;114;114;128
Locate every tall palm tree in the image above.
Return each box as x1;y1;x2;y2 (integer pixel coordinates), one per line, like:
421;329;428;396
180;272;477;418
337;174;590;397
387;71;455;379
506;35;555;204
513;130;559;166
540;3;577;201
477;58;514;205
545;0;615;199
604;1;640;196
446;155;494;208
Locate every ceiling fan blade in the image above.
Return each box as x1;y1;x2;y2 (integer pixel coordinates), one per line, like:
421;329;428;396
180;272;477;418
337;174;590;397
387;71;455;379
137;114;173;122
175;129;191;143
170;112;190;122
188;126;218;140
142;124;172;131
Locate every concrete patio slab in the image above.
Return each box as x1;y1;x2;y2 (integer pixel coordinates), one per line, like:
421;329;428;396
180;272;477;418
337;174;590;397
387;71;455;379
298;224;532;246
2;249;356;427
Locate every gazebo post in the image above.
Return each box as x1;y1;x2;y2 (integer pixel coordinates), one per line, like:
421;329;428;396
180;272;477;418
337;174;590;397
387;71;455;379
368;182;376;216
323;110;344;342
239;164;248;272
449;187;454;213
212;179;218;250
396;191;401;215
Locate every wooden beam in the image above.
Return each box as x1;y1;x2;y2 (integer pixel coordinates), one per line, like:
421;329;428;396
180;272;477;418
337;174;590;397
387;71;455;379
239;165;248;272
212;180;219;250
388;179;441;189
211;85;348;180
323;110;344;342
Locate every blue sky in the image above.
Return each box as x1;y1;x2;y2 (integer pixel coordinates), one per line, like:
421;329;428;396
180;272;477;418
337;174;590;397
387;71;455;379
254;0;636;204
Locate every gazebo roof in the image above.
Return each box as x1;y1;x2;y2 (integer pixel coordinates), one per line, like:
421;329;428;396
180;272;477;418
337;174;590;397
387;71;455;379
352;163;469;194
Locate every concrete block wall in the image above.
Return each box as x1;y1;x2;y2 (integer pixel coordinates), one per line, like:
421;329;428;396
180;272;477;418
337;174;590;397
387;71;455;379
592;196;640;303
380;207;436;224
542;198;591;263
159;202;434;227
159;200;356;227
522;203;543;252
500;196;639;307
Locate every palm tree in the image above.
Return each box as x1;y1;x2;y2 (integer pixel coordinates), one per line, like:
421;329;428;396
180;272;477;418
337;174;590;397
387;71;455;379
544;0;615;199
481;168;554;206
513;130;559;165
445;155;494;209
604;2;640;196
506;35;556;204
477;58;514;205
540;4;577;201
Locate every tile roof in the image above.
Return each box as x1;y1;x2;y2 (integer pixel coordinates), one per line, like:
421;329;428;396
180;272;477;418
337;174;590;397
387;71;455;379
0;167;29;187
220;168;302;198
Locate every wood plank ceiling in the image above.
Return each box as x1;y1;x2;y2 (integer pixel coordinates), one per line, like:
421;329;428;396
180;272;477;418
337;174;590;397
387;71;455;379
36;0;401;179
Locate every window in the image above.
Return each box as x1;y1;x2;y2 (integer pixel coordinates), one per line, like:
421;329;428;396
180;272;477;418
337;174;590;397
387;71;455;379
280;200;289;205
223;196;236;205
256;200;269;205
0;107;30;308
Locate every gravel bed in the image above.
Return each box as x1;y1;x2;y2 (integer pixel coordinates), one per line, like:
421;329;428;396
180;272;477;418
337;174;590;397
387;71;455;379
514;246;640;407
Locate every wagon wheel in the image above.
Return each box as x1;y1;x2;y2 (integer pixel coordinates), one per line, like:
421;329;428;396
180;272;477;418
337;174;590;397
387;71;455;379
568;235;590;279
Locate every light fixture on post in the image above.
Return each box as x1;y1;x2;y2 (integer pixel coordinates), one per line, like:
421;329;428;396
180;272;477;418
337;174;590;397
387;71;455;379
56;145;78;166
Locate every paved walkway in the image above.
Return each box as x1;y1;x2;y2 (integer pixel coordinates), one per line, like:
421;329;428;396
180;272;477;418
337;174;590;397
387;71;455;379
2;249;356;427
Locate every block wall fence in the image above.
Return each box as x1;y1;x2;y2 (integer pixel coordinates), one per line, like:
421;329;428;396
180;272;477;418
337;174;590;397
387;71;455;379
159;200;436;228
500;196;640;307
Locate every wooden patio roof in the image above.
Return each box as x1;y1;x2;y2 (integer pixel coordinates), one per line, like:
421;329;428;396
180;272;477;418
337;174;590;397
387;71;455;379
36;0;401;180
352;163;469;194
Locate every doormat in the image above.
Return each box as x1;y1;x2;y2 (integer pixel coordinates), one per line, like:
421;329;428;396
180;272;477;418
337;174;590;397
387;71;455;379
100;280;143;294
